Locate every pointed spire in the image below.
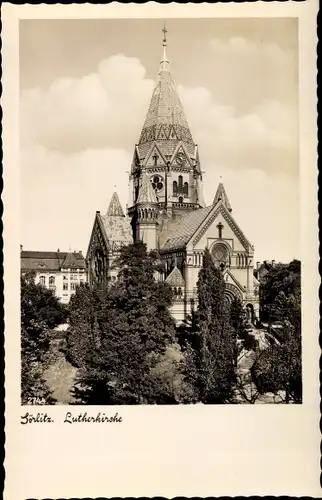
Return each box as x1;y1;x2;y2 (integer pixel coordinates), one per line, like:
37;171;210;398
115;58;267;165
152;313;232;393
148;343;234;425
137;173;157;204
107;192;125;217
213;182;232;212
138;24;194;153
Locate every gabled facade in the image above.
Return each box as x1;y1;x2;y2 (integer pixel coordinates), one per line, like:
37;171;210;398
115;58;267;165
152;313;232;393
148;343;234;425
159;191;259;322
86;28;259;323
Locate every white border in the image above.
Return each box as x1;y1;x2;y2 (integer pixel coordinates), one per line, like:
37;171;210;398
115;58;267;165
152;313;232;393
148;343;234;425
3;2;319;497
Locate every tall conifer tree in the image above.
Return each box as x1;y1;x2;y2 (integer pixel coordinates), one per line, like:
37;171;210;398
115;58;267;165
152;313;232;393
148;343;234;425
182;248;236;403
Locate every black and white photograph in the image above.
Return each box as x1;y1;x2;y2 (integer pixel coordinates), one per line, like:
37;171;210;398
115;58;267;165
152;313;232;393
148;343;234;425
20;17;302;406
2;2;319;498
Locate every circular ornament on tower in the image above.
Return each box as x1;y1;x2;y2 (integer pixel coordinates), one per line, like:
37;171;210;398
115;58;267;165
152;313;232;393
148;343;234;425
150;174;164;192
176;152;186;165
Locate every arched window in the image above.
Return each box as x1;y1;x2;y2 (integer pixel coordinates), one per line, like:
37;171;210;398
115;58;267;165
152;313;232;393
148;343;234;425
93;249;106;283
39;276;45;286
183;182;189;197
173;181;178;197
178;175;183;194
178;287;182;296
49;276;55;287
178;196;183;203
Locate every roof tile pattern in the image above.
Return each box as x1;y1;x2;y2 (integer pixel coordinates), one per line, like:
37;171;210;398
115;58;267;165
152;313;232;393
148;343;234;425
137;48;195;161
161;205;212;250
21;251;86;271
100;193;133;248
107;192;125;217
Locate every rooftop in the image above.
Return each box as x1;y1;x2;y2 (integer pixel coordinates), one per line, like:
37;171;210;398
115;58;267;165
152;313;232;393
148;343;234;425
21;250;86;271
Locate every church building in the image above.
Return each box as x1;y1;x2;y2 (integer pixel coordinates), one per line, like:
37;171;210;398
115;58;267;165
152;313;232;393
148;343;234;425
86;28;259;323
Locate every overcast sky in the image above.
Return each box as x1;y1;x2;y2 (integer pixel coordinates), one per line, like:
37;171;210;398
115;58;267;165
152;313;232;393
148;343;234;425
20;18;299;263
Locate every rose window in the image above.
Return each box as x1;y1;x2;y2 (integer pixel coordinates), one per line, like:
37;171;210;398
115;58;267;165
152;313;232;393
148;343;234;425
150;175;164;192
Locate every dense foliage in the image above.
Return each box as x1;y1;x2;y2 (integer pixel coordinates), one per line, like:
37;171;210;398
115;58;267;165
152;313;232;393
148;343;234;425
23;246;302;405
252;260;302;403
67;242;177;404
21;271;67;404
230;297;257;354
259;259;301;326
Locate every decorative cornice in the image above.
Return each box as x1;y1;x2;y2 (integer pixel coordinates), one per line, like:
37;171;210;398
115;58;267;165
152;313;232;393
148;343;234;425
139;124;194;146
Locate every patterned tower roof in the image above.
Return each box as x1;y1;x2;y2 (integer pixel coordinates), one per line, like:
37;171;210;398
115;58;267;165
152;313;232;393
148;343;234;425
137;26;195;160
107;192;125;217
213;182;232;212
101;192;133;246
100;213;133;246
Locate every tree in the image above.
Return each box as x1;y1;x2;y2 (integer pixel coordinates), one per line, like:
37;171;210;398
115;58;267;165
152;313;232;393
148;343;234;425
21;272;66;404
176;309;200;350
230;297;257;357
251;333;302;403
260;259;300;324
65;283;96;368
252;260;302;403
181;249;236;404
70;242;176;404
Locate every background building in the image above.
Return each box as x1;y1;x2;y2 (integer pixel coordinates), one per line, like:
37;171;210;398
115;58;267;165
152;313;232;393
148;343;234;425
21;247;86;304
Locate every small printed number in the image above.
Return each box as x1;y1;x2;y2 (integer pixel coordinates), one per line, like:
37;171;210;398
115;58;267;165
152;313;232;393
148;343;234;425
26;396;47;405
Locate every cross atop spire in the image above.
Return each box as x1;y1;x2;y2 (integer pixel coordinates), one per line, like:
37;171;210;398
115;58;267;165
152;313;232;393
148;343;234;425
162;23;167;46
137;22;194;154
160;22;169;67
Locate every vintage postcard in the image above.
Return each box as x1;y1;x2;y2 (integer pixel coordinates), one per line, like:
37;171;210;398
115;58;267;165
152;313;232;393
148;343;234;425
3;1;319;498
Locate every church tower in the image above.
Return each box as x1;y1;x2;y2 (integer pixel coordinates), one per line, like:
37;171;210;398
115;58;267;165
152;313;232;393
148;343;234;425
127;26;204;250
